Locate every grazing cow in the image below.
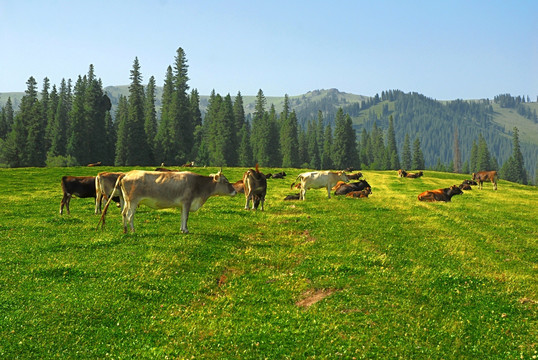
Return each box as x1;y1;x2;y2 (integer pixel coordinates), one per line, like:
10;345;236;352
406;171;423;178
290;171;349;200
271;171;287;179
95;172;124;214
60;176;96;215
417;185;463;202
99;170;236;234
334;179;371;196
232;179;245;194
87;161;102;167
346;187;372;198
182;161;195;167
347;172;363;180
472;171;498;190
459;183;472;190
284;193;301;201
397;169;407;178
243;164;268;210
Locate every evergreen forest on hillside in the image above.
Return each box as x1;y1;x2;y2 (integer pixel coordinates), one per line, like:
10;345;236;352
0;48;536;184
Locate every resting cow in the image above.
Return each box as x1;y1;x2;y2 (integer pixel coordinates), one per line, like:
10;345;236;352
95;172;123;214
60;176;96;214
406;171;424;178
472;171;498;190
459;183;472;190
284;193;301;201
271;171;287;179
346;172;363;180
397;169;407;178
334;179;371;196
346;187;372;198
243;164;267;210
99;169;236;234
417;185;463;202
290;171;349;200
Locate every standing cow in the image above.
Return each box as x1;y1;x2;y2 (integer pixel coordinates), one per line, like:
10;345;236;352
99;169;236;234
60;176;96;215
243;164;267;210
290;171;349;200
95;172;124;214
472;171;498;190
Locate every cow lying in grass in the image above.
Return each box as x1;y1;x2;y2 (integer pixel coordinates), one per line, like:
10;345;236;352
417;185;463;202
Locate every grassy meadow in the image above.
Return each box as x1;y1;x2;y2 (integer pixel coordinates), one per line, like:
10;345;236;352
0;166;536;359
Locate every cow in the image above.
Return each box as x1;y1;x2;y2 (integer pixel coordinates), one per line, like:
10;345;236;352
472;171;498;190
334;179;371;196
243;164;268;210
271;171;287;179
346;187;372;198
87;161;102;167
397;169;407;178
99;170;236;234
459;183;472;190
417;185;463;202
182;161;195;167
95;172;124;214
290;171;349;200
461;179;478;186
284;193;301;201
232;179;245;194
406;171;424;178
60;176;96;215
347;172;363;180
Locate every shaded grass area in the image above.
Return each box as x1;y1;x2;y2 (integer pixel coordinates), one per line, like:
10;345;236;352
0;167;536;358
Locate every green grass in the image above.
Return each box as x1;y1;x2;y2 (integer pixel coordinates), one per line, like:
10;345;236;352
0;167;536;359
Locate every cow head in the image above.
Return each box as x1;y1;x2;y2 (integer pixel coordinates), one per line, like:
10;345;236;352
448;185;464;196
212;170;237;196
337;171;349;183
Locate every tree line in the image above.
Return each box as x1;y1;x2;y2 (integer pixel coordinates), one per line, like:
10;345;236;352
0;48;533;185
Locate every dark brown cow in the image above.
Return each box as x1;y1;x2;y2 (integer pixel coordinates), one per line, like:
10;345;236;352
472;171;498;190
397;169;407;178
271;171;287;179
347;172;363;180
417;185;463;202
283;193;301;201
60;176;96;214
346;187;372;198
243;164;267;210
459;183;472;190
461;179;478;186
334;179;371;196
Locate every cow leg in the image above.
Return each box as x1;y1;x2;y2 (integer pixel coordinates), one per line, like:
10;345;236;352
326;185;331;199
260;196;265;211
244;192;251;210
60;193;72;215
95;192;102;214
122;200;137;233
181;203;190;234
493;180;497;190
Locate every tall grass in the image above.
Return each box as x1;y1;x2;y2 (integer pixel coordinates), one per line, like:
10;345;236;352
0;167;536;359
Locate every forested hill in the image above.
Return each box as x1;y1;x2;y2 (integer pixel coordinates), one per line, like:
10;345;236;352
1;87;537;177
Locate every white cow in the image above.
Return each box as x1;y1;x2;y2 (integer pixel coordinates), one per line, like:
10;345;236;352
95;171;124;214
99;170;236;234
290;171;349;200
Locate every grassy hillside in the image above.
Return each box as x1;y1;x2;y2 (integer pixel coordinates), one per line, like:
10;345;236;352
0;167;536;358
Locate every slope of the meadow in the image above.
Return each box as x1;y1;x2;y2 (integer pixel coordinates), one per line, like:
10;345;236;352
0;167;536;359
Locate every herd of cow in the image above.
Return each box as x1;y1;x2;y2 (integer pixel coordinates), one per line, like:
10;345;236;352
59;166;499;234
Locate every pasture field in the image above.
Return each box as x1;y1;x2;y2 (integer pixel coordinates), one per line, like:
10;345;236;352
0;167;536;359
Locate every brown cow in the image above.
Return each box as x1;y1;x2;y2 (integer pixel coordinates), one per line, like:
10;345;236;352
60;176;96;214
397;169;407;178
417;185;463;202
95;172;124;214
334;179;371;196
243;164;267;210
347;172;363;180
87;161;102;167
232;180;245;194
346;187;372;198
99;169;236;234
459;183;472;191
472;171;498;190
406;171;424;178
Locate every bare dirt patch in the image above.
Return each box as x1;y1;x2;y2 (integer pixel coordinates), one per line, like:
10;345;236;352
296;288;338;308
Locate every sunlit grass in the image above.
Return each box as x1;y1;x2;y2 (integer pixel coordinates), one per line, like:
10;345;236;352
0;167;536;358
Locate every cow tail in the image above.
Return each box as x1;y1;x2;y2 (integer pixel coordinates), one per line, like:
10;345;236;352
255;163;260;173
97;174;124;230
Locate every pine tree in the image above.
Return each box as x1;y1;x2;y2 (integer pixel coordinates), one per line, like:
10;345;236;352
189;89;203;162
453;126;461;173
332;108;357;169
321;124;333;169
47;79;70;158
412;137;425;170
85;66;109;163
371;122;385;170
114;95;129;166
218;94;236;166
501;127;527;184
144;76;158;164
251;89;269;165
155;66;174;164
238;121;253;167
470;140;479;173
0;97;14;140
67;75;89;164
281;109;299;168
297;129;308;167
267;104;281;167
316;111;325;167
125;57;149;165
24;77;47;166
401;133;412;170
386;115;400;170
306;119;320;169
103;111;115;165
477;134;492;171
170;47;192;164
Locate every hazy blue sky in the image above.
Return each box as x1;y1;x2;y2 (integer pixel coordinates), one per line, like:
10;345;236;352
1;0;536;100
